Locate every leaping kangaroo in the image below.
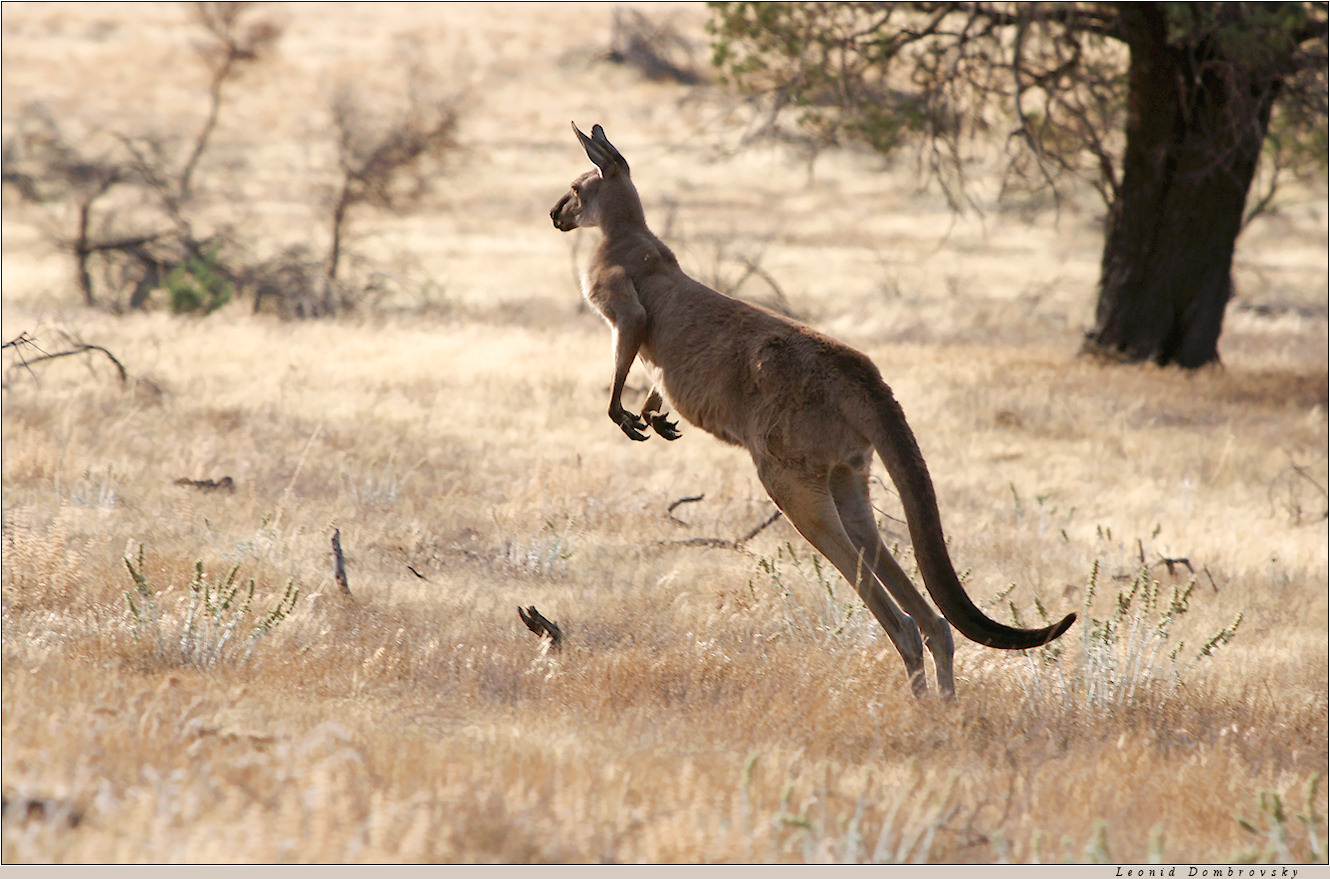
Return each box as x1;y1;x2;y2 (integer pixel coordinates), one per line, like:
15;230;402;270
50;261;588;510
550;123;1075;698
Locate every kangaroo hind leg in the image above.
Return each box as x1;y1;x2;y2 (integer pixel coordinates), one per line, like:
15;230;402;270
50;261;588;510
829;463;956;699
754;457;928;697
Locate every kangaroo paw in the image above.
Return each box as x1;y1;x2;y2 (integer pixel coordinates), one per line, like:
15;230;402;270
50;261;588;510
615;410;650;441
649;413;682;440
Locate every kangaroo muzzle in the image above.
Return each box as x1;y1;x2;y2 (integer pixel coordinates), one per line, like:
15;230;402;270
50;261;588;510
550;193;576;231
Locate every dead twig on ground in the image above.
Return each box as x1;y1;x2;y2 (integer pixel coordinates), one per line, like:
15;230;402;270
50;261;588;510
666;493;705;525
660;502;783;551
2;333;38;351
1152;555;1194;577
2;332;45;385
23;343;127;382
173;476;235;492
737;509;784;544
518;605;563;651
331;527;351;596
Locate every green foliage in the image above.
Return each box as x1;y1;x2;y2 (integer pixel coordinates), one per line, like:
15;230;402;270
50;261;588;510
708;2;942;154
1017;554;1244;712
743;755;959;864
1234;774;1327;863
1163;3;1315;64
498;517;577;579
165;245;234;315
122;542;299;668
752;540;860;643
707;1;1327;206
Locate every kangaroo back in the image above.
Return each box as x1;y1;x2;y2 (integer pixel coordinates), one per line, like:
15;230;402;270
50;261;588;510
862;383;1077;649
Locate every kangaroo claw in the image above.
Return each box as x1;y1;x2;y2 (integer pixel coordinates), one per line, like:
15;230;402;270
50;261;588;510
616;410;649;441
650;414;682;440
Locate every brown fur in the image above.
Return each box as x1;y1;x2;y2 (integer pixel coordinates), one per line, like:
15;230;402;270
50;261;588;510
551;123;1075;698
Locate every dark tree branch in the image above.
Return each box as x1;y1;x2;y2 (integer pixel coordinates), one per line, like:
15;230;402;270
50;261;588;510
4;333;127;383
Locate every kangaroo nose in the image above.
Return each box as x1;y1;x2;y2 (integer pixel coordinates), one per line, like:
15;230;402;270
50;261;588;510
550;194;571;223
550;194;574;230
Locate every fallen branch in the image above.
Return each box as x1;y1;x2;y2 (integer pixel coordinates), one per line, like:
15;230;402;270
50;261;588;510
669;536;736;549
1152;555;1194;577
174;476;235;492
666;493;705;525
1;332;45;384
660;505;783;551
737;509;784;544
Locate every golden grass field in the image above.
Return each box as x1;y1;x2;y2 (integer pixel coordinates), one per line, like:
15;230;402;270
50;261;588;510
2;2;1327;865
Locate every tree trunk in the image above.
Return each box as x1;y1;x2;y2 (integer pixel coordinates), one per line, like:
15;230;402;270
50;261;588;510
1084;5;1282;368
74;197;97;307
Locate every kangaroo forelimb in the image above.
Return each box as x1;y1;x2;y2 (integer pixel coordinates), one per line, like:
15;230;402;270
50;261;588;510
601;275;651;441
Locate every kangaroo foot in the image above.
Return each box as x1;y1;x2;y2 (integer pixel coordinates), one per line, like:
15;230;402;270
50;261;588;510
615;410;650;441
649;413;682;440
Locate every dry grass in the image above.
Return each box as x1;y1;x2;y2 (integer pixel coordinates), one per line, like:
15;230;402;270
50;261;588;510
2;2;1327;865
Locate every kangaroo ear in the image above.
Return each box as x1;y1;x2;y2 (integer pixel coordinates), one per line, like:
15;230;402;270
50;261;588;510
589;125;629;174
572;121;629;176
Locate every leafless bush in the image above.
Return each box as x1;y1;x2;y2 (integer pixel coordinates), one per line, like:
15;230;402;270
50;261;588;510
606;7;703;85
181;2;282;199
246;52;462;319
326;63;461;284
242;244;332;319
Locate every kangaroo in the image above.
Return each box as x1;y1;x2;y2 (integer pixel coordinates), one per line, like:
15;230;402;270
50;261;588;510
550;123;1075;698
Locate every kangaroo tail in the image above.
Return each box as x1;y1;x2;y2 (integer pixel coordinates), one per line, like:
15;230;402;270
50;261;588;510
863;381;1076;650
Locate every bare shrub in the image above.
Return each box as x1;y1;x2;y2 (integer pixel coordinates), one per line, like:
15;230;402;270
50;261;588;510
180;1;283;198
329;76;458;284
246;53;462;319
606;7;703;85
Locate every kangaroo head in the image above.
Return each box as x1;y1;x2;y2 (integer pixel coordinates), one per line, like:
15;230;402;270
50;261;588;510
550;122;643;232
